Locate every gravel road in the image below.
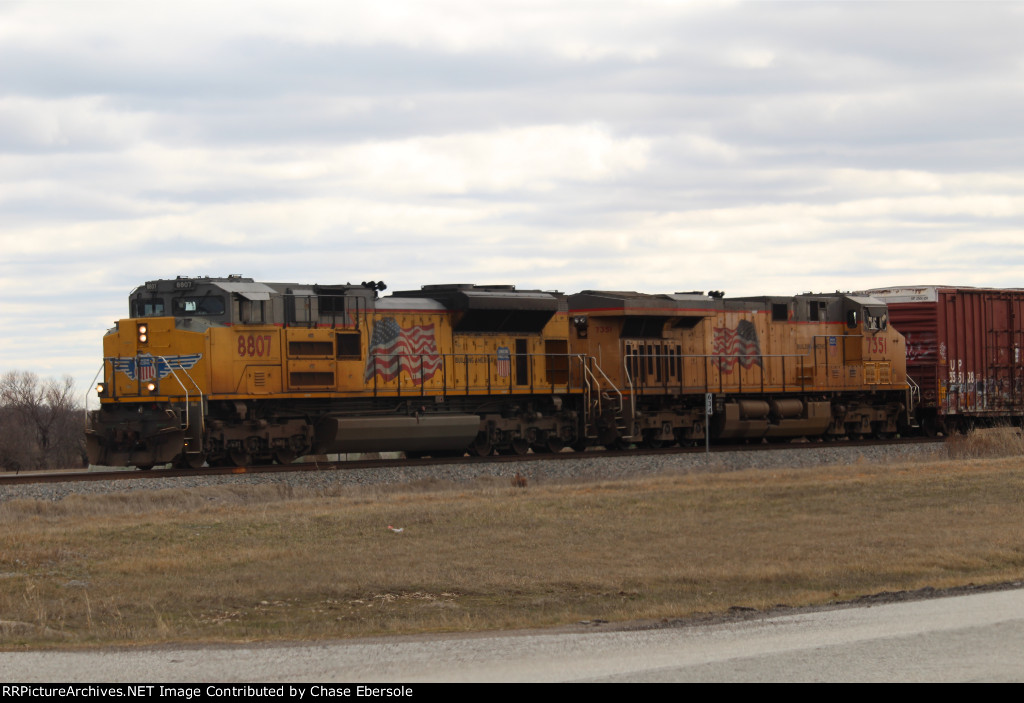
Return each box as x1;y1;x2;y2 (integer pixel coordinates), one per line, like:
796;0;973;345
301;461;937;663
1;583;1021;682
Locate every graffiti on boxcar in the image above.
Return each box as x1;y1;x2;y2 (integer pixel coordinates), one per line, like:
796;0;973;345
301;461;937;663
904;333;938;363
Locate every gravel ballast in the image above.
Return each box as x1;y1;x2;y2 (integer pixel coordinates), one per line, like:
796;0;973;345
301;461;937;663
0;442;950;504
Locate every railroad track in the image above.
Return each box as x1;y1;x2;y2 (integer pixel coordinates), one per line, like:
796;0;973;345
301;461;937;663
0;436;946;487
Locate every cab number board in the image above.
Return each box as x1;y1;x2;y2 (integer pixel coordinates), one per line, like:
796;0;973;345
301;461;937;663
238;334;273;357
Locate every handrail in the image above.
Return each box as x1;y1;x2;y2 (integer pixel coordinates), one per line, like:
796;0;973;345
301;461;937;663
905;373;921;416
575;355;602;437
576;353;632;439
365;351;573;394
577;355;596;431
92;356;206;453
617;343;906;393
580;354;622;401
154;356;205;452
620;355;637;428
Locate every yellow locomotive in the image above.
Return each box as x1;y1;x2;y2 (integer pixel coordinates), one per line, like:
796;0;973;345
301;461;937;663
86;276;910;468
567;291;907;446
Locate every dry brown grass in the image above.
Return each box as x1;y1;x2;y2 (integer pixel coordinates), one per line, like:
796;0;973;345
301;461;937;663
1;448;1023;649
947;425;1024;459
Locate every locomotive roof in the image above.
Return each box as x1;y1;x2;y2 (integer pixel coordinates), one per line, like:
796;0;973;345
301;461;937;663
569;290;719;314
390;284;564;312
214;281;276;300
375;296;447;311
136;277;389;307
728;293;887;306
845;295;887;307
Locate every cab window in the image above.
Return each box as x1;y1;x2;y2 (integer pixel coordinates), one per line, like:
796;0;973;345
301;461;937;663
866;310;888;331
239;299;266;324
132;298;165;317
173;296;225;316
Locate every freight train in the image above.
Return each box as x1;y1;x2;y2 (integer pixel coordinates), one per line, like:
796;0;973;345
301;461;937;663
86;275;919;469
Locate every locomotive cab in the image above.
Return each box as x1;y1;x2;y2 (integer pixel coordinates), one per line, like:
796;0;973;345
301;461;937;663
129;276;245;327
843;296;888;332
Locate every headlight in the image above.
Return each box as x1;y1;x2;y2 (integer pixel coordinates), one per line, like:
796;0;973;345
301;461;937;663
96;383;105;394
146;382;156;392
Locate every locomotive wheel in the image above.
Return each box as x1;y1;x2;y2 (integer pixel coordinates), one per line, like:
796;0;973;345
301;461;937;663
673;428;696;447
641;431;664;449
532;435;564;454
229;450;252;467
500;439;530;456
870;422;890;440
274;450;296;465
467;433;494;457
176;453;207;469
467;443;493;457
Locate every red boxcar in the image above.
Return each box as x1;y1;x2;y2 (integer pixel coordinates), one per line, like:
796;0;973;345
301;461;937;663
866;286;1024;432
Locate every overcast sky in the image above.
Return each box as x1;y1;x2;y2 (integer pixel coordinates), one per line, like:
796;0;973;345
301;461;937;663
2;0;1023;398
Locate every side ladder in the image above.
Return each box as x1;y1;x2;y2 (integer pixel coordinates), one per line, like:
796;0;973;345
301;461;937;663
576;355;633;442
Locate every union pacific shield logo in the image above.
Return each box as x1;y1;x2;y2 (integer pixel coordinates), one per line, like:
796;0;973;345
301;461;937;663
112;353;202;381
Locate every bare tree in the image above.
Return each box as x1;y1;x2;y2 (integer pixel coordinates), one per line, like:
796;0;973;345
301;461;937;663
0;371;42;470
43;375;84;468
0;371;84;471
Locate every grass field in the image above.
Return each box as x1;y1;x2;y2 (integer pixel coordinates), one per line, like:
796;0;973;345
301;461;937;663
1;431;1023;649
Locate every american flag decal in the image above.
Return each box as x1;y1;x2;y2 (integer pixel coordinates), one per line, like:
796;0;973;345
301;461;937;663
713;320;762;372
364;317;441;385
496;346;511;378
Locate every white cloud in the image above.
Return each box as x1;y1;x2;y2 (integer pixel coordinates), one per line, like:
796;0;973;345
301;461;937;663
724;47;777;69
332;124;650;193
